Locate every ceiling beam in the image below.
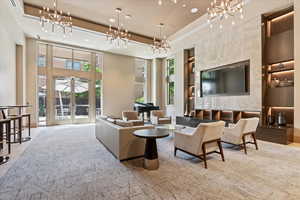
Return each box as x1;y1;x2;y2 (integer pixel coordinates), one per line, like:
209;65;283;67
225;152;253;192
23;3;154;45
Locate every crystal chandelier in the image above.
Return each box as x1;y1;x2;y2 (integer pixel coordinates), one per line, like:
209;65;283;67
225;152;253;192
207;0;244;28
39;0;72;36
106;8;131;48
158;0;178;6
152;23;171;54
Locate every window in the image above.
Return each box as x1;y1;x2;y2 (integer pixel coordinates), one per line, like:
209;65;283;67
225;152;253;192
38;44;47;67
95;53;103;119
167;58;175;105
38;75;47;125
134;59;147;103
52;46;92;71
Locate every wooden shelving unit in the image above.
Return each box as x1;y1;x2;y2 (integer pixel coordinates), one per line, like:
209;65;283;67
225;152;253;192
195;109;261;123
259;7;295;144
184;48;195;116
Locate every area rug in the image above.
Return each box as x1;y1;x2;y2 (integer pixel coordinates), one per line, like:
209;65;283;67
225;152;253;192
0;124;299;200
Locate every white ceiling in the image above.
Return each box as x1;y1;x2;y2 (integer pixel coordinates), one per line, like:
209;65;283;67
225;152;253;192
23;0;210;38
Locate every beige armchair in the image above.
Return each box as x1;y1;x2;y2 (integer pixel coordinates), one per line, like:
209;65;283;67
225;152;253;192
174;121;226;169
151;110;171;125
122;111;144;126
222;118;259;154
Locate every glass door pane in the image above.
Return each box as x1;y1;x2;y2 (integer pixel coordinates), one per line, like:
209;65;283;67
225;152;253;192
54;77;72;122
74;78;90;120
38;75;47;125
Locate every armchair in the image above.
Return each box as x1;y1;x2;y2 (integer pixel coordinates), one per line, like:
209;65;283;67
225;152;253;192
174;121;226;168
151;110;171;125
222;118;259;154
122;111;144;126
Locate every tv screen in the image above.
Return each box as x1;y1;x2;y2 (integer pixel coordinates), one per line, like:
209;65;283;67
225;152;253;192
201;60;250;96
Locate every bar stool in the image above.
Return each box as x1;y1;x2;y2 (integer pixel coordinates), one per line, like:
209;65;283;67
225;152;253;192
7;108;30;143
0;119;11;165
9;116;23;144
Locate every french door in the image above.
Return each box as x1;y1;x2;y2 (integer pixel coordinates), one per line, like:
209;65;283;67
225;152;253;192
54;76;90;124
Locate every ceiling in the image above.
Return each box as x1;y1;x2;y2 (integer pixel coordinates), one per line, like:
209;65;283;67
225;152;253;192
23;0;211;38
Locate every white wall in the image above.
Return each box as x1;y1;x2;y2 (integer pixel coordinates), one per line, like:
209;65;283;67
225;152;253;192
294;0;300;141
0;0;25;105
169;0;293;113
102;53;136;117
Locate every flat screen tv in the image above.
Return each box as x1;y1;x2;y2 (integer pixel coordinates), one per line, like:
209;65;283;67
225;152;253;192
200;60;250;97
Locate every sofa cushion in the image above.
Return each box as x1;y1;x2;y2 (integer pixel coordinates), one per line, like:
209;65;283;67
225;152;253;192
115;120;134;127
130;120;144;126
106;118;116;124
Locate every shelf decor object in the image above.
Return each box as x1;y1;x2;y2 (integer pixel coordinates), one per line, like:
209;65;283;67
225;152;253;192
152;23;171;54
207;0;244;28
39;0;72;37
106;8;132;48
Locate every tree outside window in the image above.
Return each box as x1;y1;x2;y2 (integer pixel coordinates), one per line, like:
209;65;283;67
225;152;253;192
167;58;175;105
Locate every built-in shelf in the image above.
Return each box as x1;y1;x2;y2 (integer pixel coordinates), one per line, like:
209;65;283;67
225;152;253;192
184;48;195;116
261;6;294;145
195;109;261;123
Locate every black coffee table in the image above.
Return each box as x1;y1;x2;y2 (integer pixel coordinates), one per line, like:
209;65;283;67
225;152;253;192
133;129;169;170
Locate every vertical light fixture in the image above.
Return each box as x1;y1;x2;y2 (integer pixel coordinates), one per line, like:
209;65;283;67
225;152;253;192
152;23;171;54
106;8;132;48
207;0;245;29
39;0;72;37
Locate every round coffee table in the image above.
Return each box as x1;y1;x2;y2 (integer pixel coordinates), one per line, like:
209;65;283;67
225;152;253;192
133;129;169;170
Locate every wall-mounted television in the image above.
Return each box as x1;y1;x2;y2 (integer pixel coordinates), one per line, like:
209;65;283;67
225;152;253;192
200;60;250;97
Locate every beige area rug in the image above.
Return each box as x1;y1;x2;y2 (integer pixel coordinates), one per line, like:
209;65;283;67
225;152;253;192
0;124;299;200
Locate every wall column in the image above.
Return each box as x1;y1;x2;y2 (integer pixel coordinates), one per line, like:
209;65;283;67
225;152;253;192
294;0;300;142
26;38;38;127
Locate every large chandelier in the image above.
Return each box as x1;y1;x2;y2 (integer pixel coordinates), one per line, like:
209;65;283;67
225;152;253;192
106;8;131;48
39;0;72;36
158;0;178;6
152;23;171;54
207;0;244;28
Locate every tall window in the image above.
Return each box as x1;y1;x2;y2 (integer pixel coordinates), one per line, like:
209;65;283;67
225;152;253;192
95;54;103;119
167;58;175;105
134;59;147;103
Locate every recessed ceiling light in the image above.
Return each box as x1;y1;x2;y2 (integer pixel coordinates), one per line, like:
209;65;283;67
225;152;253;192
85;39;89;42
109;18;116;23
191;8;198;13
182;4;186;8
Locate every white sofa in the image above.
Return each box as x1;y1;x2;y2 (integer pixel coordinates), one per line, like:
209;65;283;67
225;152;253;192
95;118;154;161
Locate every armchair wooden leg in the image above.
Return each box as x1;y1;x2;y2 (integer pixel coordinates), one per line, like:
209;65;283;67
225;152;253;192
242;135;247;155
217;140;225;162
202;143;207;169
252;133;258;150
174;147;177;156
